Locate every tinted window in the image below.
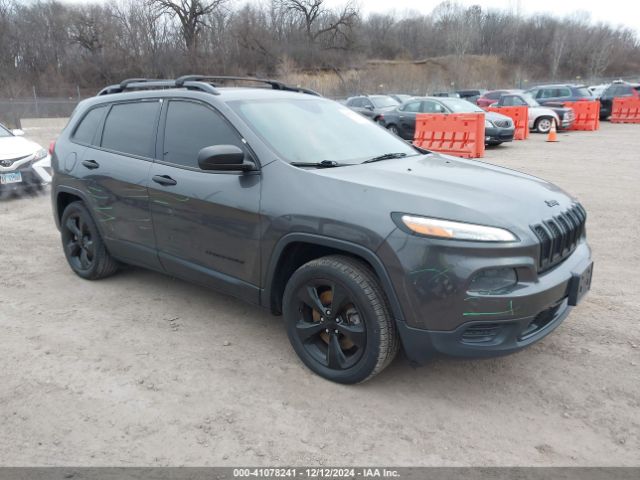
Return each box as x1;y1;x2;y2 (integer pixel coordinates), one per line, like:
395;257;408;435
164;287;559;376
487;91;502;99
350;98;363;107
73;106;106;145
370;96;399;108
422;101;445;113
101;102;159;157
163;101;244;169
402;101;422;112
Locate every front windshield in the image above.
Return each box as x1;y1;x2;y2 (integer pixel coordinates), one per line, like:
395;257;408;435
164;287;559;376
229;98;417;164
0;124;12;137
521;94;540;107
438;98;484;113
370;96;400;109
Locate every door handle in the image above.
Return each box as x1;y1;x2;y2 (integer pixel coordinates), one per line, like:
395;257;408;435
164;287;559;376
82;159;99;169
152;174;177;186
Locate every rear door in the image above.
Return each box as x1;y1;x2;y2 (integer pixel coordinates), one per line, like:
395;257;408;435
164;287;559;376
78;99;162;269
148;99;261;303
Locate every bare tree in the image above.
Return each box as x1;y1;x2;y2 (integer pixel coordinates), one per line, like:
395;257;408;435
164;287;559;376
147;0;227;55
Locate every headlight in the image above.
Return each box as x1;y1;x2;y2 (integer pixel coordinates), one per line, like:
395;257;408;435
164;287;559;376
485;119;494;128
33;148;47;161
395;214;518;242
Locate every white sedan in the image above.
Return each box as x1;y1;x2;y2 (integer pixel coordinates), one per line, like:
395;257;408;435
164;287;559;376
0;123;51;197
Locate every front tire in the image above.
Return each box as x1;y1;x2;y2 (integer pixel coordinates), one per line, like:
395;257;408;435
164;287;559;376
387;124;400;136
60;201;118;280
283;255;399;384
535;116;554;133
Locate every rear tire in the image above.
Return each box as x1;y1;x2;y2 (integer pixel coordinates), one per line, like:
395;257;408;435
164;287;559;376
60;201;118;280
283;255;399;384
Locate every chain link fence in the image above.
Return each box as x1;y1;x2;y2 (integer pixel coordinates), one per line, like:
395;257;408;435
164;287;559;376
0;97;83;129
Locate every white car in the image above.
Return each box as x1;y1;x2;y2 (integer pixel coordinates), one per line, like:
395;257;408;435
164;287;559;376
588;84;609;99
0;123;51;198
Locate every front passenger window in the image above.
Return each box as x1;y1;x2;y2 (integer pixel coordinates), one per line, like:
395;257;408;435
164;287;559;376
163;101;244;169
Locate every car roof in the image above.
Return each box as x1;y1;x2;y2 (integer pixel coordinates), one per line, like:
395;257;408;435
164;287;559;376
532;84;588;89
81;86;320;110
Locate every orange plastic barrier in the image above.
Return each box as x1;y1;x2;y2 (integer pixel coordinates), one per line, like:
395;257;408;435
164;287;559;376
413;113;485;158
611;97;640;124
563;100;600;130
486;106;529;140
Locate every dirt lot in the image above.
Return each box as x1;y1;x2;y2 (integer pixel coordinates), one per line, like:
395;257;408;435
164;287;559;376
1;122;639;466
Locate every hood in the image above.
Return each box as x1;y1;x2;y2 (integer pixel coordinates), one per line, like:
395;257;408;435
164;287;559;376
530;106;561;118
0;136;42;160
312;153;577;240
485;111;512;123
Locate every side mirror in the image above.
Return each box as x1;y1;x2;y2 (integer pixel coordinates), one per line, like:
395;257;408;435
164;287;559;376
197;145;254;172
364;105;374;111
12;129;24;136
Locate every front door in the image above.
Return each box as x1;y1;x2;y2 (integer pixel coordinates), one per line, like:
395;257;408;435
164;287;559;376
148;99;261;303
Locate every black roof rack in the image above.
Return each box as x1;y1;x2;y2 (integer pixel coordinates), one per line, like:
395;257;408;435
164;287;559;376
97;75;321;97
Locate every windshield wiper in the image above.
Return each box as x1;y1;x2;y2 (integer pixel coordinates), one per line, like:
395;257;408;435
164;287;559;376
290;160;353;168
363;152;410;164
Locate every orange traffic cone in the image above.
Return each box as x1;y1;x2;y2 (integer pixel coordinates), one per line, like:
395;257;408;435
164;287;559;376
546;118;558;142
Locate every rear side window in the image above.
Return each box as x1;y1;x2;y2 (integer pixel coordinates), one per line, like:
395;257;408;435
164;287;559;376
350;98;363;107
72;106;106;145
101;101;160;157
162;101;244;169
487;91;502;99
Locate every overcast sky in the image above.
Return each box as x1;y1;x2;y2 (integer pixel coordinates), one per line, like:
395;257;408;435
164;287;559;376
59;0;640;33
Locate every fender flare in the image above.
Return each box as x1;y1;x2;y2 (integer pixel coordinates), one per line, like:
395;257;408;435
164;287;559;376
53;185;108;238
263;232;406;324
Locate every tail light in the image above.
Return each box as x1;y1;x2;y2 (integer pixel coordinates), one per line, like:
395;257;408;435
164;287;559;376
48;140;56;155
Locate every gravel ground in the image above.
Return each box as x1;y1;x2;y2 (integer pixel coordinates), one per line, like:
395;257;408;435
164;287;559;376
0;122;639;466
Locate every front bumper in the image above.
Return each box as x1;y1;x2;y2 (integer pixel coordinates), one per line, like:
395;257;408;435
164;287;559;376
377;231;592;364
485;126;515;143
0;160;48;194
559;117;574;130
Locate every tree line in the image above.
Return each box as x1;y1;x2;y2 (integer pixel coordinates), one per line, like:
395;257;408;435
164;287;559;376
0;0;639;97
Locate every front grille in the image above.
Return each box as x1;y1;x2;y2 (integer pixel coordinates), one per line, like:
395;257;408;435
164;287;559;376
0;155;30;168
531;203;586;272
493;119;512;128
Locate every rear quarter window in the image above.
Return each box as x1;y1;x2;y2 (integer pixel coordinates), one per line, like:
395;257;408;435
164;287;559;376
72;106;107;145
101;101;160;158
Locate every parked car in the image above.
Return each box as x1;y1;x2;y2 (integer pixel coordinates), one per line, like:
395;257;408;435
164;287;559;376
598;81;640;119
492;93;574;133
51;75;593;384
588;84;609;99
0;123;50;198
476;89;516;109
456;89;486;104
525;84;592;106
388;94;412;104
379;96;515;145
431;92;460;98
345;95;400;121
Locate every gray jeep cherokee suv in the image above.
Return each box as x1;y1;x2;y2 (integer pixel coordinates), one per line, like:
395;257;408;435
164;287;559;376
51;76;593;384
